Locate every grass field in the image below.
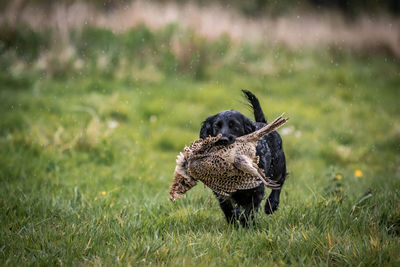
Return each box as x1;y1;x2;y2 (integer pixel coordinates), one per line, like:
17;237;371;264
1;25;400;265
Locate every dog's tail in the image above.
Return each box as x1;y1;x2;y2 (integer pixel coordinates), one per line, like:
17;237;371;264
242;90;267;123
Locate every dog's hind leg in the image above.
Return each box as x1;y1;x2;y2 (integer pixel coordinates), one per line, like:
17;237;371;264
265;174;286;214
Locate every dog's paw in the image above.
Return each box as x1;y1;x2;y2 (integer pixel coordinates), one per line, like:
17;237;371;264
265;198;279;214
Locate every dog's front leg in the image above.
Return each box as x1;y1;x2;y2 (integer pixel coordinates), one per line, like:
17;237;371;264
232;186;265;227
213;192;238;224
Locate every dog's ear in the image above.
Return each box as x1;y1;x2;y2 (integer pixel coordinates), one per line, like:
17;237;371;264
200;116;215;139
243;118;256;135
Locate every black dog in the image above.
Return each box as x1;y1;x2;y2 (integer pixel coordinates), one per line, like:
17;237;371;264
199;90;287;226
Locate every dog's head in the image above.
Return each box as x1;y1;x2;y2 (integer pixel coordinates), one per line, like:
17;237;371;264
199;110;255;146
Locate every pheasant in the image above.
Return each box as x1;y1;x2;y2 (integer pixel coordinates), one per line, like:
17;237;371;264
169;114;289;201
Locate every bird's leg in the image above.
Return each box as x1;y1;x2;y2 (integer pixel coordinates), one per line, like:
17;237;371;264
234;155;280;189
234;155;261;177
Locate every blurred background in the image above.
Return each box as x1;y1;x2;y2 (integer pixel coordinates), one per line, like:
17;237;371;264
1;0;400;58
1;1;399;265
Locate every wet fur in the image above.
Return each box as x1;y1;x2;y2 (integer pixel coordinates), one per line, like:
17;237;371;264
199;90;287;226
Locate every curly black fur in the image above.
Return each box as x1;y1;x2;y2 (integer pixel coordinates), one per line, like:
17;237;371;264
199;90;287;226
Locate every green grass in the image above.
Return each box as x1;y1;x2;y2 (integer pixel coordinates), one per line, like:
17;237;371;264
0;25;399;265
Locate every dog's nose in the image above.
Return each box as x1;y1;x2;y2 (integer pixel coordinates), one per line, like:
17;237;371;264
217;135;235;146
219;136;229;144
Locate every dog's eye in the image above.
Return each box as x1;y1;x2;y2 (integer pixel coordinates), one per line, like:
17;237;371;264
216;122;222;129
228;121;235;128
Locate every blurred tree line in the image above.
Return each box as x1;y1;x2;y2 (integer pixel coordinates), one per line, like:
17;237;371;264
1;0;399;16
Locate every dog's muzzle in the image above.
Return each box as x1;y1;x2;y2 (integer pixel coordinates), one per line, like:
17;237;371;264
216;135;235;146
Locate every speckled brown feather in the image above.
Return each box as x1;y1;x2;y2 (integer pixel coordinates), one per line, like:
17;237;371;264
170;115;288;201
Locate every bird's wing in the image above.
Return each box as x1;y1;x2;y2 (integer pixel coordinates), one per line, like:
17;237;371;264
188;155;263;194
188;134;223;155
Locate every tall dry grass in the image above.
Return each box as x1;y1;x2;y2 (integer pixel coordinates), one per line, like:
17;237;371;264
1;0;400;57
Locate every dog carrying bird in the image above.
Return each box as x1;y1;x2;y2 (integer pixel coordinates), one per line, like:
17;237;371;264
170;90;288;226
170;114;289;201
